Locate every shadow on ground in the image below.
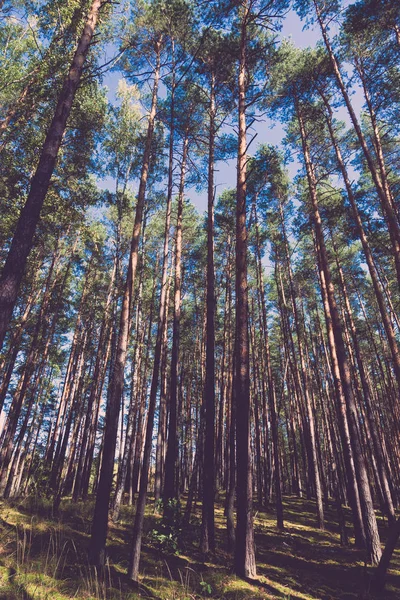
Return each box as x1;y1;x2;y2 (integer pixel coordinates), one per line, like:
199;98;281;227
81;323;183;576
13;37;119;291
0;494;398;599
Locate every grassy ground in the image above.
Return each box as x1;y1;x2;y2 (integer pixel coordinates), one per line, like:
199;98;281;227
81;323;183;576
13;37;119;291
0;494;398;599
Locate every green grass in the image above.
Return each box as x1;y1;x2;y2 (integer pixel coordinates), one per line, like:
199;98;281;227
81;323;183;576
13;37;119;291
0;493;398;599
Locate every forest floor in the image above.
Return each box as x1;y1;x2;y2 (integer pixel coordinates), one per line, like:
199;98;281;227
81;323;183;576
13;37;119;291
0;494;398;600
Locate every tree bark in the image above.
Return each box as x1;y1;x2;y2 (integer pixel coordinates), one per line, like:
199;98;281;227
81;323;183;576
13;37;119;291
373;517;400;592
128;130;188;582
330;234;395;524
279;202;324;529
319;90;400;387
0;0;106;350
72;261;116;502
253;205;284;529
163;133;189;507
201;70;216;555
297;104;382;565
313;0;400;288
154;62;176;503
89;38;162;567
234;1;256;579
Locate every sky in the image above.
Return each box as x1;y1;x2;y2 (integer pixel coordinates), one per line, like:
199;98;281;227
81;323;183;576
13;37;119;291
98;6;364;214
0;3;365;428
189;10;324;212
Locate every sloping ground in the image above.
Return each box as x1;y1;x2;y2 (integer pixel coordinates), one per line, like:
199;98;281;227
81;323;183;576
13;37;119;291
0;494;398;599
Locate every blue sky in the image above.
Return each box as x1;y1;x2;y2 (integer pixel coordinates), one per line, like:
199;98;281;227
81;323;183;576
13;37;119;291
98;7;363;215
193;10;323;213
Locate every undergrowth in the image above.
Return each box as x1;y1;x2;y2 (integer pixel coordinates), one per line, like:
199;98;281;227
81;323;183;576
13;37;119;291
0;494;398;599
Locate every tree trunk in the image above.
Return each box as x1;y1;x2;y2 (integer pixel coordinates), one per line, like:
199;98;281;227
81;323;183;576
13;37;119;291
89;38;162;567
0;0;105;349
254;206;284;529
297;104;382;565
234;1;256;579
319;90;400;387
72;261;116;502
279;202;324;529
201;70;216;555
372;517;400;592
128;126;187;586
226;345;236;552
163;133;189;507
313;0;400;288
154;62;176;503
330;234;395;524
112;243;147;519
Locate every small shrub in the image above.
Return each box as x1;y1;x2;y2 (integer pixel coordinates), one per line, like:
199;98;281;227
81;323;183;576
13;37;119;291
149;498;182;555
200;580;213;596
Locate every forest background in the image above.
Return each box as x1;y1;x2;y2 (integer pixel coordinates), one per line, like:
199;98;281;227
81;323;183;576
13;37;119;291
0;1;399;599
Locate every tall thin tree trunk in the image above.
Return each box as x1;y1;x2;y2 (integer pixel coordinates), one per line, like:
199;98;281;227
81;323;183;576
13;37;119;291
234;1;256;579
226;345;236;552
254;206;283;529
313;0;400;288
0;0;106;349
297;104;382;565
89;38;162;567
163;133;189;507
154;60;176;503
201;70;216;555
279;202;324;529
112;235;147;519
330;234;395;523
128;126;188;585
319;91;400;386
72;261;116;502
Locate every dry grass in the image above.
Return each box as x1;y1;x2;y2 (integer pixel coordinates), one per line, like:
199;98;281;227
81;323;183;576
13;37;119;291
0;494;398;599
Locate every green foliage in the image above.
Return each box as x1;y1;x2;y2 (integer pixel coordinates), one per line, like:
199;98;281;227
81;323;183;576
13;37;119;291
149;498;182;555
199;580;213;596
1;2;400;597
